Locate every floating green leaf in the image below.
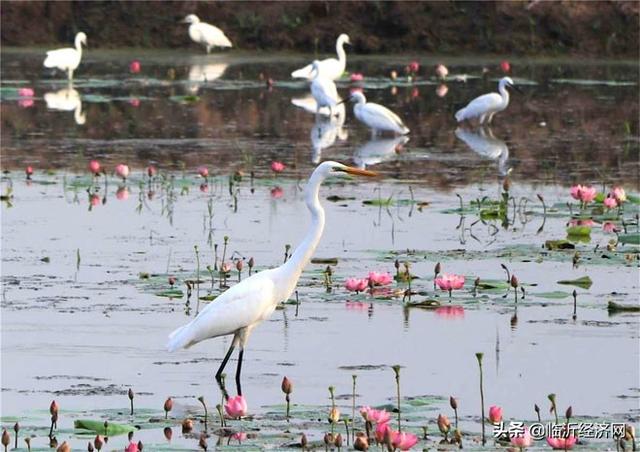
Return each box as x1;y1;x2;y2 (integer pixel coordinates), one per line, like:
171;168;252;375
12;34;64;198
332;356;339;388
155;289;184;298
534;291;571;299
618;232;640;245
74;419;136;436
557;276;593;289
544;240;575;250
566;226;591;237
607;301;640;313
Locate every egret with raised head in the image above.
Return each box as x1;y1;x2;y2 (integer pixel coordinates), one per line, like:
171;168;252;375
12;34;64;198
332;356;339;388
455;77;520;125
43;32;87;81
182;14;232;53
291;34;351;80
167;162;377;396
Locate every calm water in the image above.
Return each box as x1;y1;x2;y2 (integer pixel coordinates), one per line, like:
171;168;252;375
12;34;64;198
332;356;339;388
1;49;639;450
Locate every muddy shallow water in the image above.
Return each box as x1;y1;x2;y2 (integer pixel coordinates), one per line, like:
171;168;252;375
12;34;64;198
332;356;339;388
1;50;639;450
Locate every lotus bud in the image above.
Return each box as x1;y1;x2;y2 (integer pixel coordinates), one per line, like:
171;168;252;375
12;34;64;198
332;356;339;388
547;393;556;406
147;166;157;178
334;433;343;448
281;376;293;394
454;429;462;445
354;433;369;451
329;406;340;424
437;414;451;434
565;406;572;420
248;257;254;268
2;430;10;449
94;435;104;451
57;441;71;452
394;259;400;270
128;388;134;401
164;426;173;440
534;403;540;416
168;276;176;286
502;177;511;192
182;418;194;433
510;275;519;288
137;440;143;451
449;396;457;410
235;260;244;272
87;441;94;452
164;397;173;418
300;433;308;449
324;433;334;445
50;400;59;415
435;262;441;275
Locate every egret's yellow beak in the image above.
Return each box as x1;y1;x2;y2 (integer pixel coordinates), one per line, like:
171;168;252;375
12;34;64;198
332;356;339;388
336;166;378;177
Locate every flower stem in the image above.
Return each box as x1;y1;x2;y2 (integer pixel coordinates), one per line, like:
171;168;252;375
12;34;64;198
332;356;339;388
392;365;401;432
476;353;486;446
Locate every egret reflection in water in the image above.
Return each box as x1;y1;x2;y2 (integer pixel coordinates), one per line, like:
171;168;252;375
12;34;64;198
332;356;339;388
455;127;510;176
186;62;228;94
310;104;347;163
353;135;409;169
44;87;86;125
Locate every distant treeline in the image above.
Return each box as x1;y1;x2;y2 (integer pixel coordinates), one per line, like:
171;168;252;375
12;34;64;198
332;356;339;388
1;1;638;56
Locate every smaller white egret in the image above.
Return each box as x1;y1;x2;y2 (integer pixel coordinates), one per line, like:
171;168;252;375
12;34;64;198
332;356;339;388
310;61;340;116
455;77;520;125
43;32;87;80
345;91;409;135
291;34;350;80
182;14;232;53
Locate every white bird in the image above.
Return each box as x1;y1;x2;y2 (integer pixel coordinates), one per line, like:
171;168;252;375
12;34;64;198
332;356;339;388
166;161;377;395
310;105;348;163
291;34;350;80
43;32;87;80
455;127;510;176
455;77;519;125
346;91;409;135
44;87;86;125
353;136;409;169
182;14;232;53
310;61;340;116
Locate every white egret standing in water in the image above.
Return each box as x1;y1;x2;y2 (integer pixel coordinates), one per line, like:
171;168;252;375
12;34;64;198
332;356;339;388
310;61;340;116
182;14;232;53
291;34;351;80
167;162;377;396
43;32;87;80
44;88;86;125
345;91;409;135
455;77;519;125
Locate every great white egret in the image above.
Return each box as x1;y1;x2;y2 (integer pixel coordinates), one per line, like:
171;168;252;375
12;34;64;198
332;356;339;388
455;77;519;125
182;14;232;53
345;91;409;135
291;34;351;80
43;32;87;80
167;161;377;395
310;61;340;116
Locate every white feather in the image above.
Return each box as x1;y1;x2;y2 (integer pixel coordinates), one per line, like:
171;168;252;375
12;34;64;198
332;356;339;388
351;92;409;135
291;34;350;80
184;15;232;53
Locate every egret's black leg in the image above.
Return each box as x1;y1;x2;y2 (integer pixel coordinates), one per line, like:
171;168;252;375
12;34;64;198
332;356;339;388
235;349;244;396
215;343;235;400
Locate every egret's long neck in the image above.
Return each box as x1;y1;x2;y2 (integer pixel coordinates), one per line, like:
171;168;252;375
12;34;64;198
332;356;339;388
281;172;326;280
336;39;347;67
75;38;83;56
499;83;510;106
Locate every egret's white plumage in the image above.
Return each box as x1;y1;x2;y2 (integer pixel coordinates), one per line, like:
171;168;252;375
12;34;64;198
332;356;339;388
183;14;232;53
455;127;510;176
291;34;350;80
44;87;86;125
43;32;87;80
349;91;409;135
166;161;377;393
310;61;340;116
353;136;409;169
455;77;514;125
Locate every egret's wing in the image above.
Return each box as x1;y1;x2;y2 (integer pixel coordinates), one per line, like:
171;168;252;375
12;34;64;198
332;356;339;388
291;63;313;79
43;48;75;67
456;93;501;121
366;103;405;127
198;22;232;47
167;272;276;351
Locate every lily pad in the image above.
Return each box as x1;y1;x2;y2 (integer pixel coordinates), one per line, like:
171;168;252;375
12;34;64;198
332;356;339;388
618;232;640;245
155;289;185;298
534;291;571;299
545;240;575;250
74;419;136;436
607;301;640;313
557;276;593;289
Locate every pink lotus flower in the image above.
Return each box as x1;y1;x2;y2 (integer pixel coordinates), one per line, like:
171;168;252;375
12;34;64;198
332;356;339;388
604;195;617;209
360;406;391;425
367;271;393;286
199;183;209;193
115;163;130;180
411;87;420;98
130;60;141;73
500;60;511;73
89;160;101;175
271;161;285;173
510;426;533;448
129;98;140;107
408;60;420;74
90;194;101;207
345;278;368;293
435;306;465;318
612;186;626;203
436;84;448;98
147;165;157;177
25;166;34;178
435;64;448;79
602;221;617;233
18;88;35;97
116;186;129;201
197;166;209;178
546;435;577;450
350;73;364;82
391;431;419;451
570;185;597;203
224;395;247;418
125;441;139;452
270;186;284;199
435;273;465;294
488;405;503;424
375;421;392;444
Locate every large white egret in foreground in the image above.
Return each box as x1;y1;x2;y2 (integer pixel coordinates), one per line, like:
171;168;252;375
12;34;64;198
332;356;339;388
43;32;87;80
345;91;409;135
44;88;86;125
167;161;377;395
310;61;340;116
182;14;232;53
291;34;351;80
455;77;520;125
